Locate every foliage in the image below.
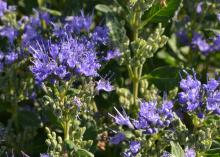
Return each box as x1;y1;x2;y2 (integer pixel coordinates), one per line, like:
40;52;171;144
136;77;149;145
0;0;219;157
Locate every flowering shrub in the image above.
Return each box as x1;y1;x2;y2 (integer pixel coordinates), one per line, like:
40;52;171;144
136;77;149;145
0;0;220;157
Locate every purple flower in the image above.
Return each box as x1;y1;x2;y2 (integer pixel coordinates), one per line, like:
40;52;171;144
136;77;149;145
122;141;140;157
73;96;82;108
66;11;92;33
132;98;173;133
210;35;220;52
109;133;125;144
129;141;140;154
184;147;196;157
54;65;68;78
178;71;220;117
39;11;50;24
206;91;220;111
5;52;18;64
0;26;17;43
123;151;133;157
49;44;59;60
179;74;201;91
196;2;203;14
22;10;48;48
30;44;57;81
109;107;134;129
139;101;160;124
105;49;121;61
0;0;7;17
96;79;114;92
176;30;189;45
92;26;109;45
40;154;51;157
52;23;66;37
63;38;101;77
178;72;202;112
204;79;219;91
192;33;209;54
0;51;4;60
161;151;171;157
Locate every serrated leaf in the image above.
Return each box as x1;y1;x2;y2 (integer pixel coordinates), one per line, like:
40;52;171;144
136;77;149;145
76;148;94;157
141;0;182;27
95;4;113;13
170;141;185;157
141;66;180;90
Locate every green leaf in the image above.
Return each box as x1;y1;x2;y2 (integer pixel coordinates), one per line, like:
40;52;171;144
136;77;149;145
37;0;45;7
204;28;220;34
141;0;182;27
170;141;185;157
95;4;113;13
17;110;41;128
168;34;187;62
157;50;177;66
76;148;94;157
141;66;180;91
41;7;62;16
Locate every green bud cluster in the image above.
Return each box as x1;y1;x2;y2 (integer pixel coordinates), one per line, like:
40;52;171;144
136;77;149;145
45;127;63;157
116;87;133;109
130;25;167;67
140;84;158;101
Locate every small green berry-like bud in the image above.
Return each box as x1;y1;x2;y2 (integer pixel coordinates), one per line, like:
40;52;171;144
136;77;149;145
46;139;51;146
52;131;56;138
48;134;53;139
51;140;57;148
119;96;125;104
140;88;145;94
58;136;63;144
57;144;62;152
45;127;50;134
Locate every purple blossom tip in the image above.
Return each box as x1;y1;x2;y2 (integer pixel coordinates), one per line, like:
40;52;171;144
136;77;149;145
109;133;125;144
96;79;114;92
184;147;196;157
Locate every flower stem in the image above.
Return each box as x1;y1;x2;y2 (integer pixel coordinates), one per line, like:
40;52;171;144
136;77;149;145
133;67;139;106
64;119;70;141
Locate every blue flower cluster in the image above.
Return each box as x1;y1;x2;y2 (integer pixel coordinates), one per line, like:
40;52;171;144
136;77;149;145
0;1;17;44
184;147;196;157
177;31;220;55
0;51;18;71
28;12;119;94
133;99;173;134
176;1;220;55
110;98;174;135
192;33;220;55
122;141;141;157
22;10;50;48
30;14;116;80
0;1;21;71
109;97;174;156
178;71;220;117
